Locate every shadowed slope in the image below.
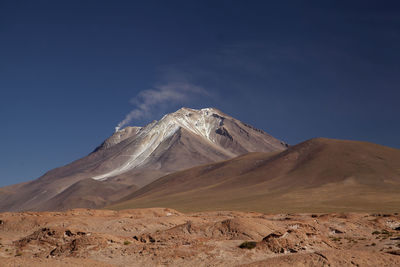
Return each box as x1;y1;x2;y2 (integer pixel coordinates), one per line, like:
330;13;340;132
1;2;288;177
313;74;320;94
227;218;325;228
39;179;138;211
109;138;400;213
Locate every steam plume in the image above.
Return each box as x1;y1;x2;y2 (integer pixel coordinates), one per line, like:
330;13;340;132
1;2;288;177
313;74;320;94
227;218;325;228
116;82;207;131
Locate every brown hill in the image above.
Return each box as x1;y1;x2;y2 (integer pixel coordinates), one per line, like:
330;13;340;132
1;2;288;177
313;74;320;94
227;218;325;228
109;138;400;213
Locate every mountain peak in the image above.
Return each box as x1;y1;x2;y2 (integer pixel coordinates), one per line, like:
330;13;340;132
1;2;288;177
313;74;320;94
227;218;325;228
91;107;287;181
159;107;226;143
173;107;222;115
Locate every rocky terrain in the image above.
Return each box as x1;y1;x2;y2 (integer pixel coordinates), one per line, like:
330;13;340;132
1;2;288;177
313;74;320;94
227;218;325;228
0;208;400;266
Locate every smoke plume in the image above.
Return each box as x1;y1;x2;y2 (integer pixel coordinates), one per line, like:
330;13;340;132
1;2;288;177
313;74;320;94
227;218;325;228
116;82;207;131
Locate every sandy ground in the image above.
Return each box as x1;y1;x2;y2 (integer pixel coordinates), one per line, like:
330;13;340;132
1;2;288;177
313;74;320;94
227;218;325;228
0;208;399;266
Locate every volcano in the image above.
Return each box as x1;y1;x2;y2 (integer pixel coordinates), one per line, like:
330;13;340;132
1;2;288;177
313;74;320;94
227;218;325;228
0;107;287;211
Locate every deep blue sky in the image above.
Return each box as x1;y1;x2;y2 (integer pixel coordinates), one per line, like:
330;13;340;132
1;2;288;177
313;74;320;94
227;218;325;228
1;1;400;186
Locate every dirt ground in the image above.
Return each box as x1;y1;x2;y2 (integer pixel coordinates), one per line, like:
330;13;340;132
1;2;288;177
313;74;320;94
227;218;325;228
0;208;399;266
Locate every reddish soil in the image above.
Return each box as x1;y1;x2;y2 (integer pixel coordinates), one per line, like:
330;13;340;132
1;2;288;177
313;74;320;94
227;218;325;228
1;208;400;266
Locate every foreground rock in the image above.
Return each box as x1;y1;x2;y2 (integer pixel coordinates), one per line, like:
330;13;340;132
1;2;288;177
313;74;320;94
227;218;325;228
0;209;399;266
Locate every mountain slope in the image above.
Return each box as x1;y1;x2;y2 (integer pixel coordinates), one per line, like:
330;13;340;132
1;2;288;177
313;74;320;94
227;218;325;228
38;179;138;211
108;138;400;213
0;107;287;211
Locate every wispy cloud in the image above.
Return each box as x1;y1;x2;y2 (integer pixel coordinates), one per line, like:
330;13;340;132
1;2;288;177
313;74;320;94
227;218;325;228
116;81;208;131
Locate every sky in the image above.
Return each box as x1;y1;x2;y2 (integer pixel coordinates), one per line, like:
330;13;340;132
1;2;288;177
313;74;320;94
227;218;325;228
1;1;400;187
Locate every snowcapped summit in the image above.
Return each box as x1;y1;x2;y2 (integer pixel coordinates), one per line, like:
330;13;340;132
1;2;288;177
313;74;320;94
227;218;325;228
103;107;224;151
156;107;225;143
91;107;287;181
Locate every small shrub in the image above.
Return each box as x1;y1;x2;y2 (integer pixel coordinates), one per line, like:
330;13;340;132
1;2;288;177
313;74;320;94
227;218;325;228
123;241;131;245
371;243;376;246
381;229;389;235
239;241;257;249
372;231;380;235
15;252;22;257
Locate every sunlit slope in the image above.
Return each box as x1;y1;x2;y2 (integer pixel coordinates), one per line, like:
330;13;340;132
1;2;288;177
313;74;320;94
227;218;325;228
109;138;400;213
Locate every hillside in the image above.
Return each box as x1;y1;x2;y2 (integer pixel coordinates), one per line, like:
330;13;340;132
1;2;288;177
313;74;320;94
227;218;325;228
109;138;400;213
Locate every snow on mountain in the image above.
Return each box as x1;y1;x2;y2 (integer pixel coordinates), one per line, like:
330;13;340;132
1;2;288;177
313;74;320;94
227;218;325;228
92;108;226;180
91;107;286;181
